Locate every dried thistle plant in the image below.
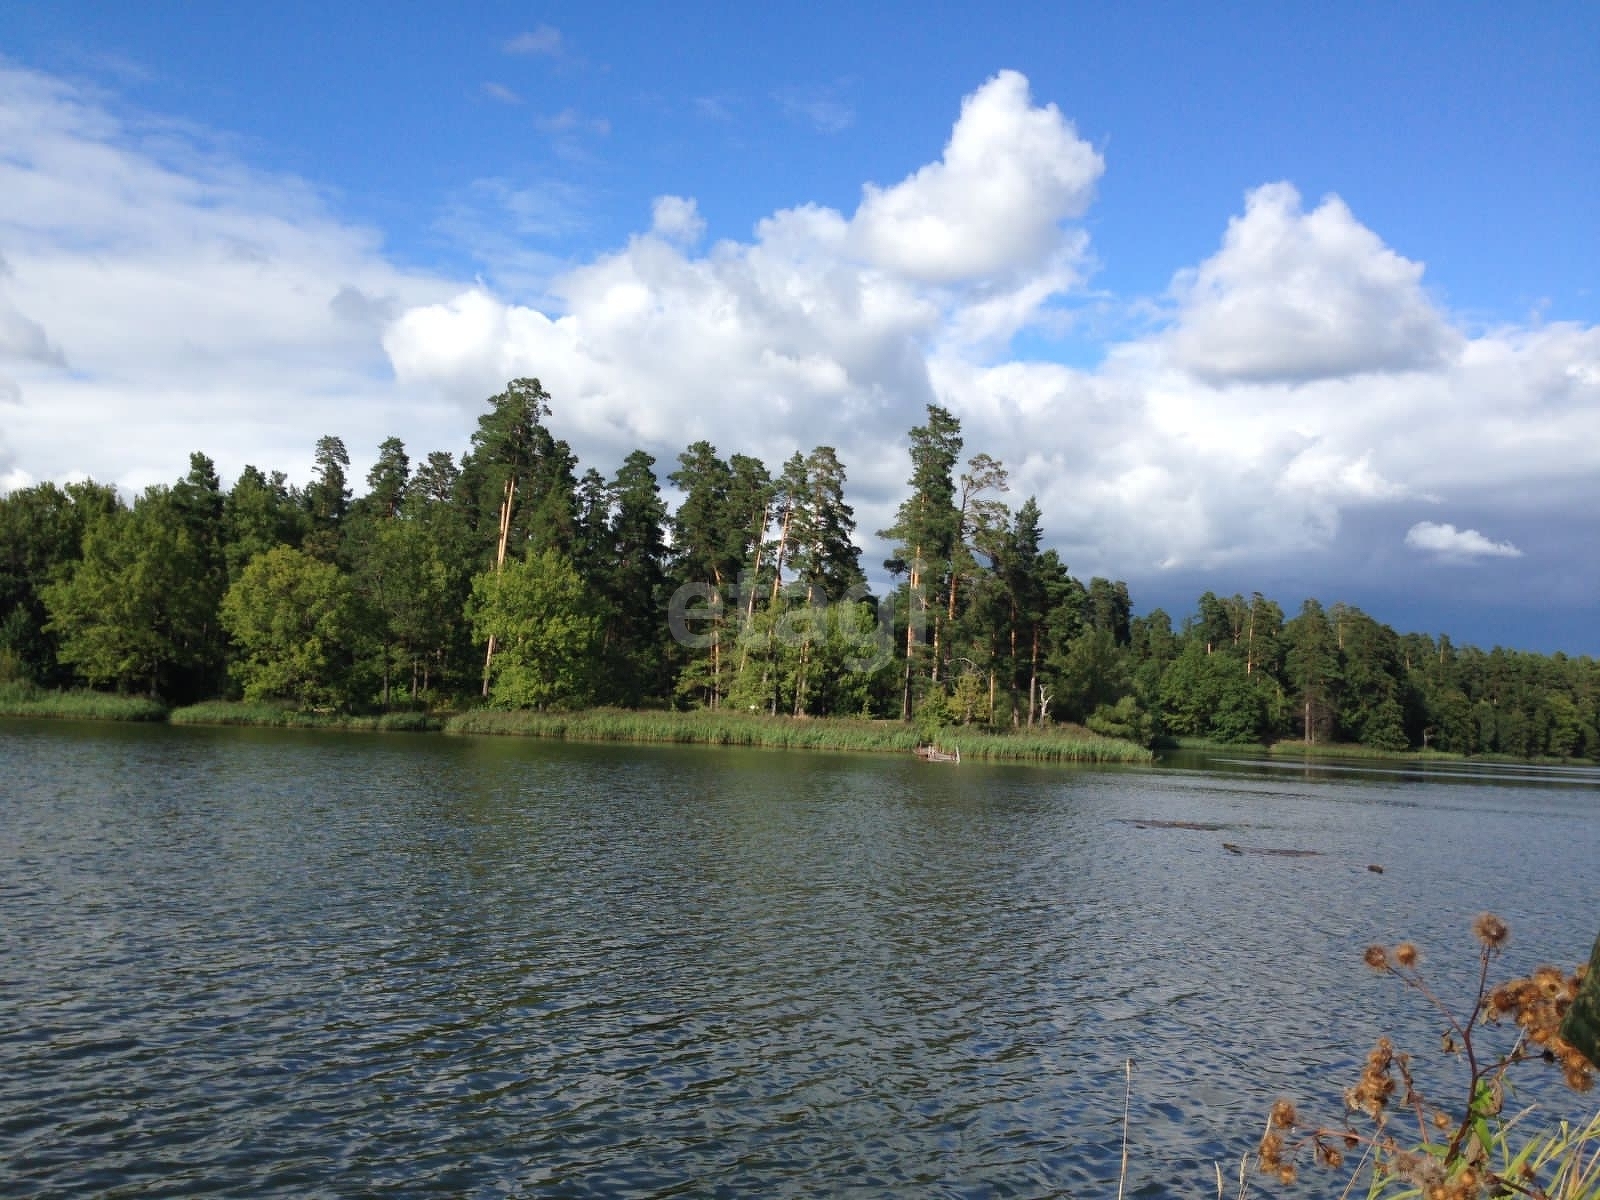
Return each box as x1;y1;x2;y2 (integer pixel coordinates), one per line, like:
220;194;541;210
1255;914;1596;1200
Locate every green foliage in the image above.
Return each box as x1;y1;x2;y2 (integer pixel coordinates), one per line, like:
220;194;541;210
913;689;954;744
599;450;672;705
223;464;305;580
220;546;361;708
344;500;466;706
0;480;120;684
42;489;216;696
1086;695;1153;745
1053;627;1132;724
302;434;352;561
878;404;964;718
459;377;579;563
469;548;601;710
948;670;988;725
1284;598;1341;743
1156;640;1272;744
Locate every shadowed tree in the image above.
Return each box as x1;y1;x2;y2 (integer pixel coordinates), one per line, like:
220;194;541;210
363;436;411;520
167;453;229;699
223;465;304;581
669;441;744;708
43;488;214;697
302;435;351;561
604;450;671;705
879;404;962;718
1284;598;1341;744
0;479;121;684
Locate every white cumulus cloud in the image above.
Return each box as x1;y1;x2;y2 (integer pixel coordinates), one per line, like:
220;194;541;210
650;196;705;244
1405;521;1523;562
386;71;1113;502
851;70;1103;285
1166;182;1457;384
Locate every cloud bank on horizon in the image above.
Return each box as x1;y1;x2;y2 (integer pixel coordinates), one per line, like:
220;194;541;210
2;61;1597;638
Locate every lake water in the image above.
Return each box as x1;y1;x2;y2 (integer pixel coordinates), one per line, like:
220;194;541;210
2;719;1596;1198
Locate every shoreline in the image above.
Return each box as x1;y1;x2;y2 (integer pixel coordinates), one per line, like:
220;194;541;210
0;694;1153;765
7;692;1592;768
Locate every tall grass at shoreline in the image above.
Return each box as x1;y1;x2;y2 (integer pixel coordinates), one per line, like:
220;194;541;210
0;681;167;722
168;701;440;732
1264;740;1464;762
443;707;1154;763
0;687;1145;759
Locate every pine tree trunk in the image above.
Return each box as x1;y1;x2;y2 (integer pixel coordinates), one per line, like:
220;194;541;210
1246;602;1256;675
902;547;921;720
793;634;810;717
481;477;515;697
1027;627;1039;728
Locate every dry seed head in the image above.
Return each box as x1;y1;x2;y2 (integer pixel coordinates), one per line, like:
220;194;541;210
1258;1130;1285;1169
1269;1099;1297;1130
1364;944;1390;971
1533;965;1565;997
1394;941;1419;968
1472;912;1509;948
1557;1044;1588;1071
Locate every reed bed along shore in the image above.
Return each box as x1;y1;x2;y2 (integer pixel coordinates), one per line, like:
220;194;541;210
1263;740;1464;761
442;707;1155;764
0;689;1148;761
0;682;167;722
167;701;441;732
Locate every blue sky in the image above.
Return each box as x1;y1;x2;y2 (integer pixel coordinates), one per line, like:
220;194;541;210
2;3;1597;652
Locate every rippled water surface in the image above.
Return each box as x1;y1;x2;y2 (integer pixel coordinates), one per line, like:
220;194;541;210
3;721;1596;1197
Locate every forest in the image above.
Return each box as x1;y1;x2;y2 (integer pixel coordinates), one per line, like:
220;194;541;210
2;377;1597;759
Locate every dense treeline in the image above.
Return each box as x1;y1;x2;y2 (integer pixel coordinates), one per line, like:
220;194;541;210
2;378;1596;758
